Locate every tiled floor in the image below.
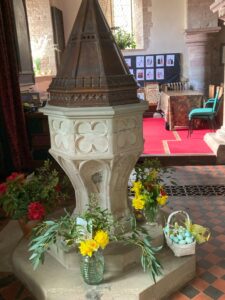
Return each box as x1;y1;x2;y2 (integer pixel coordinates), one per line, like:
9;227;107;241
166;166;225;300
0;165;224;300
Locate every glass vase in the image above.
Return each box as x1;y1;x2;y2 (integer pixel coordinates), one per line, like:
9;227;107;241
80;251;104;285
144;205;159;225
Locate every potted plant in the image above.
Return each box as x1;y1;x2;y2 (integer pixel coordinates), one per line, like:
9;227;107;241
29;195;163;284
0;160;69;237
112;27;136;50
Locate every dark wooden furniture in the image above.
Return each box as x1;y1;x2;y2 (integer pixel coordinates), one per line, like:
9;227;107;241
51;6;65;71
12;0;34;85
158;90;203;130
25;112;50;166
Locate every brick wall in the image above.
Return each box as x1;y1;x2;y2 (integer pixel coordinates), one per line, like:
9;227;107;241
26;0;56;76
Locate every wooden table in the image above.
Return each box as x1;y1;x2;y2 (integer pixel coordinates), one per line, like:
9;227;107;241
158;90;204;130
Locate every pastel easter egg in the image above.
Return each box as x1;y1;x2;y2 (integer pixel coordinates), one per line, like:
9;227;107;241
173;237;179;243
185;237;193;244
178;240;186;245
185;231;191;237
177;234;184;240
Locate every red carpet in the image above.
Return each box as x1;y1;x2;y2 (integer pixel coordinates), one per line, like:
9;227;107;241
143;118;214;155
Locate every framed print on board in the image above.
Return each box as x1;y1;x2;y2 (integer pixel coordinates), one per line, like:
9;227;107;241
136;69;145;80
166;54;175;66
136;56;145;68
125;58;132;67
156;55;164;67
146;56;154;67
146;69;154;80
156;68;164;80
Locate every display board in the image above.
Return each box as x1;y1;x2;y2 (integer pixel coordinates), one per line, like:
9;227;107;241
124;53;180;87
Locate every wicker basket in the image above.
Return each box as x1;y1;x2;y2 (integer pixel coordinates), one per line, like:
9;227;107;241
164;210;196;257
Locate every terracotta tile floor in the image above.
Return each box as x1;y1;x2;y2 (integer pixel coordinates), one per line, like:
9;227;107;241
167;166;225;300
0;165;225;300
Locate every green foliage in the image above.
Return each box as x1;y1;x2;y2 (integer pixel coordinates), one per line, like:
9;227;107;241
112;27;136;50
0;160;69;220
33;58;41;76
119;216;163;283
134;158;176;185
29;196;163;282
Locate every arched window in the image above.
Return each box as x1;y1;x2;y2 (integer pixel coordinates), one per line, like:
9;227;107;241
111;0;145;49
112;0;133;34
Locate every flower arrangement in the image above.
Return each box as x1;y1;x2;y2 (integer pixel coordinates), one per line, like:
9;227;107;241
29;195;163;283
130;159;172;223
0;160;69;223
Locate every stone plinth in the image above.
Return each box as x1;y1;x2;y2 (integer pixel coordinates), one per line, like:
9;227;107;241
204;126;225;164
12;238;196;300
41;102;148;219
48;225;164;272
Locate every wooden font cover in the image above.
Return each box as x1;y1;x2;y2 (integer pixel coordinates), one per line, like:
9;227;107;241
48;0;139;107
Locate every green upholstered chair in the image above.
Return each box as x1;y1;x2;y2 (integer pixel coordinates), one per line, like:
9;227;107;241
188;86;223;137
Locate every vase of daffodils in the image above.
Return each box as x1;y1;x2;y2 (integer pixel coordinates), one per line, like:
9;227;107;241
80;248;105;285
129;159;175;226
131;174;168;225
29;194;163;284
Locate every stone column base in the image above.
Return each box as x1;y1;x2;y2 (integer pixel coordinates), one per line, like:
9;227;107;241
204;129;225;164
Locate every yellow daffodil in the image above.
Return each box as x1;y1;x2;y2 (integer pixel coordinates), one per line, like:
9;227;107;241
131;181;143;195
132;195;145;210
149;169;158;182
79;239;99;257
157;195;168;206
94;230;109;249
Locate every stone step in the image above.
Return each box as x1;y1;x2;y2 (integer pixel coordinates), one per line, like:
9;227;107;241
12;238;196;300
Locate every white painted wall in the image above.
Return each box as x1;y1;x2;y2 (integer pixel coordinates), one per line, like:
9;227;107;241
150;0;186;54
59;0;81;43
123;0;188;77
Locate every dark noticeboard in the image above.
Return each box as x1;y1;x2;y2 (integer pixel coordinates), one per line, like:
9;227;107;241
124;53;181;87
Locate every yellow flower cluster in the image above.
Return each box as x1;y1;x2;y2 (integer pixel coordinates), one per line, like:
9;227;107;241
131;181;143;195
79;239;99;257
132;195;145;210
94;230;109;249
157;195;168;206
79;230;109;257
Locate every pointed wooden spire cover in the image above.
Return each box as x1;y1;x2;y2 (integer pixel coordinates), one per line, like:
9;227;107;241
48;0;139;107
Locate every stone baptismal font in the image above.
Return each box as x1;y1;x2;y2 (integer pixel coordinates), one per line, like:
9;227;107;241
12;1;196;299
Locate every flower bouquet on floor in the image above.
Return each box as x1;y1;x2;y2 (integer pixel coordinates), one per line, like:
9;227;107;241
164;210;210;257
0;160;69;237
130;159;171;225
29;194;163;284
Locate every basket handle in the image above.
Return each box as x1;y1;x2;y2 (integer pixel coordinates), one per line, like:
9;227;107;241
167;210;190;227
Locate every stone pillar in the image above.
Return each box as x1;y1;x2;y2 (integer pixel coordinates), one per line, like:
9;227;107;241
204;64;225;164
185;28;220;93
204;0;225;163
42;102;148;219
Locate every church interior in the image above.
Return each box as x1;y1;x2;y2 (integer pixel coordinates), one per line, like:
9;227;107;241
0;0;225;299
